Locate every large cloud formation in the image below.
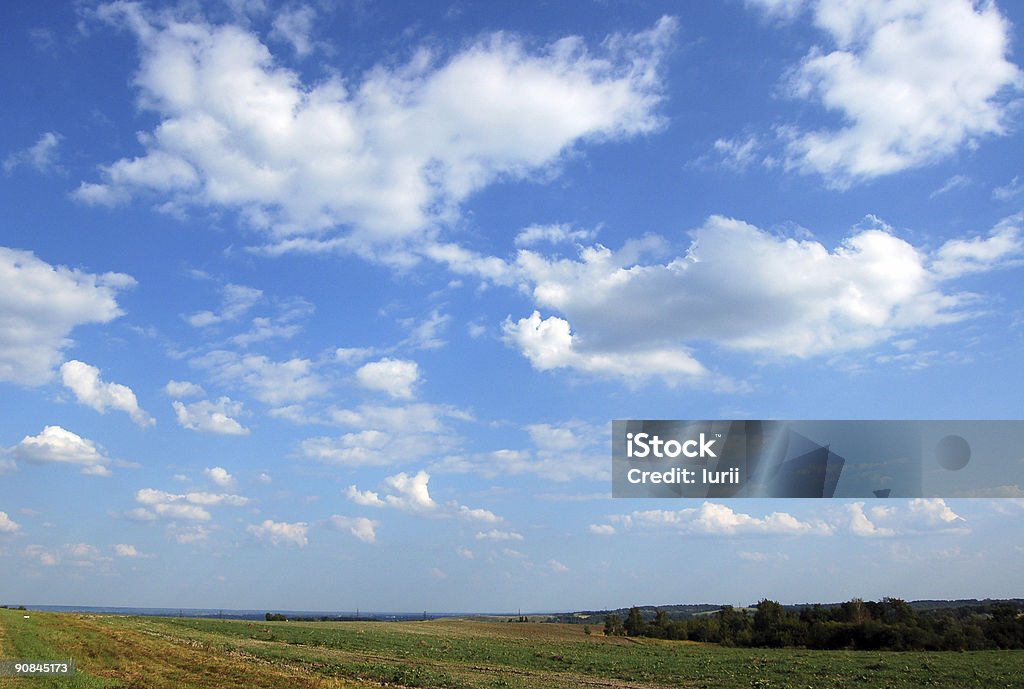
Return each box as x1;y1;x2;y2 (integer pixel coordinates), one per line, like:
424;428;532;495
498;214;1023;382
78;4;675;257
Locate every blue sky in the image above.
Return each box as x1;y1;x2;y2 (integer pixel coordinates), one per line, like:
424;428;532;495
2;0;1024;613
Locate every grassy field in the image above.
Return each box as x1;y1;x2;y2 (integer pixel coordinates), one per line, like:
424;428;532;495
2;608;1023;688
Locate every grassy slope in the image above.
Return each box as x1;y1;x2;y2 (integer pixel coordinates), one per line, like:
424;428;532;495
2;609;1023;689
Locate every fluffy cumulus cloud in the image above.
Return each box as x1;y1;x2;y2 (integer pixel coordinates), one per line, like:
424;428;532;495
60;360;155;427
172;397;249;435
0;247;134;386
76;4;674;255
346;470;437;512
844;499;966;536
846;502;896;537
354;358;420;399
346;470;500;523
204;466;234;488
248;519;309;547
497;214;1024;383
328;515;378;543
185;284;262;327
9;426;113;476
762;0;1023;185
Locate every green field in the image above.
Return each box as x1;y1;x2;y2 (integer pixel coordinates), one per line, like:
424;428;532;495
2;608;1023;688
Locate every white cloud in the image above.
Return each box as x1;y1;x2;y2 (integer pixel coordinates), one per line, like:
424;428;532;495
24;544;60;566
907;497;963;525
844;499;965;536
60;360;155;427
345;470;500;524
548;559;569;573
248;519;308;547
0;247;134;386
79;6;674;256
401;310;451;350
456;506;502;523
185;284;262;327
163;380;205;397
930;174;972;198
3;131;63;174
456;546;474;559
172;397;249;435
270;4;317;56
114;543;150;558
434;421;609;482
846;502;896;537
68;544;101;561
514;223;595;247
376;471;435;511
301;403;467;467
780;0;1022;185
746;0;809;20
498;214;1024;382
135;486;249;522
304;430;401;467
231;319;299;347
145;502;209;521
931;214;1024;278
345;486;385;507
0;511;20;533
610;502;833;536
9;426;113;476
475;529;524;541
25;542;110;567
993;175;1023;201
712;135;762;170
334;347;377;365
172;525;211;544
504;311;708;384
125;507;158;522
355;358;420;399
183;492;248;507
328;515;378;543
589;524;615;535
194;351;327;405
203;466;234;488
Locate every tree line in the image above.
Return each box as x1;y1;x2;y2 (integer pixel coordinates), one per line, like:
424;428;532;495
601;598;1024;651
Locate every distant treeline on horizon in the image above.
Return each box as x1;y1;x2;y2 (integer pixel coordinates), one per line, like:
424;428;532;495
557;598;1024;652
